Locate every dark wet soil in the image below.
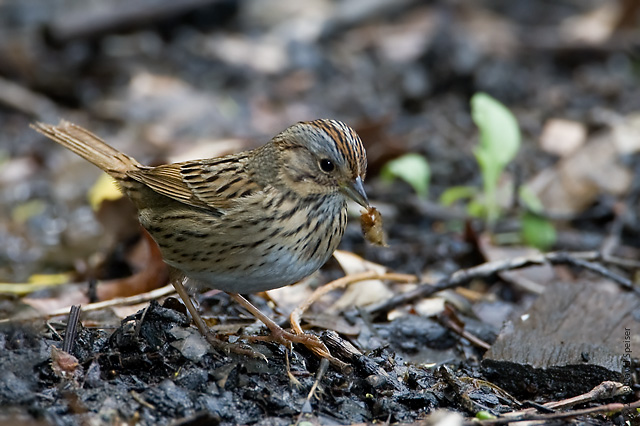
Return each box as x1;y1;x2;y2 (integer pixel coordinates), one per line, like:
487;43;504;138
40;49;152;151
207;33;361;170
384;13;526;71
1;0;640;424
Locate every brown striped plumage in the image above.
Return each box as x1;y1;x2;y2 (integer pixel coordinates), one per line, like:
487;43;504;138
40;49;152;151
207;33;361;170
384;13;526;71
32;119;369;294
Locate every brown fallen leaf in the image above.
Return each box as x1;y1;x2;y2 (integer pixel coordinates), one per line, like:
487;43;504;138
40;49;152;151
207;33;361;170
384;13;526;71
51;346;81;381
477;232;555;295
528;132;633;216
330;250;392;312
95;228;169;300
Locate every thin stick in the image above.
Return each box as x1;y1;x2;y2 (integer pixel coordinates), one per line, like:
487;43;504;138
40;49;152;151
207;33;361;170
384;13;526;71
294;358;330;426
0;284;176;325
367;251;638;316
62;305;81;353
290;272;416;334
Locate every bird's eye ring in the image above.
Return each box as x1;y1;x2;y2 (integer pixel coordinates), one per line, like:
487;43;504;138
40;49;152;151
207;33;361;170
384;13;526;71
319;159;335;172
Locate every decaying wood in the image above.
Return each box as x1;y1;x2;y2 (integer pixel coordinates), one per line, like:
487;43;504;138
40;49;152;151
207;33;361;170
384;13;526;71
482;281;639;397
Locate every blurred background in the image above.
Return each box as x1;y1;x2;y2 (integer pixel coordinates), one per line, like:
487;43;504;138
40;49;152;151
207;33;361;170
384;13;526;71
1;0;639;289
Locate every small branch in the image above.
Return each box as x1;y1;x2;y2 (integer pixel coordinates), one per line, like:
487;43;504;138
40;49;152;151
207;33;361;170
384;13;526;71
290;271;417;335
322;331;405;391
471;382;632;424
61;305;81;354
544;381;631;410
294;358;330;426
366;251;638;316
469;402;629;425
438;306;491;350
0;284;176;325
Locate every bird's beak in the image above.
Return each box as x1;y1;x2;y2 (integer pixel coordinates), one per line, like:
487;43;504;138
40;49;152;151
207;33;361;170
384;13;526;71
341;176;369;208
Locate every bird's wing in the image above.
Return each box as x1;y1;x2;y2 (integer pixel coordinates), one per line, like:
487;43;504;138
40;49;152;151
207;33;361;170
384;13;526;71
127;154;260;212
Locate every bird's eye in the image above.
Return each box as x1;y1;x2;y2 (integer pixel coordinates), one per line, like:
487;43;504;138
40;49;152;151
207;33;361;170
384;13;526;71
319;159;335;172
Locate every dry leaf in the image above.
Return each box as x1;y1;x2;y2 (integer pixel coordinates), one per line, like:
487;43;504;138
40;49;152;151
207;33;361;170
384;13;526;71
611;112;640;154
478;233;555;294
23;286;90;316
330;250;392;312
528;133;633;215
539;118;586;157
560;2;619;43
51;346;81;381
266;275;316;314
95;229;169;300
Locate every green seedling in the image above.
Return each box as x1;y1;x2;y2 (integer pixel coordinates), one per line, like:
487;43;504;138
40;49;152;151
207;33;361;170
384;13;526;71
519;186;556;250
440;92;555;249
381;153;430;199
440;92;519;224
471;92;520;226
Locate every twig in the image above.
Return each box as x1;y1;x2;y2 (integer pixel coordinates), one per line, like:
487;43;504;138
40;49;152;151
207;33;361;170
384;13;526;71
603;254;640;269
44;321;63;341
133;304;150;338
366;251;638;316
290;271;417;335
50;284;176;316
470;381;634;425
542;381;631;410
322;331;405;391
469;401;633;425
294;358;330;426
61;305;81;353
130;390;155;410
438;307;491;351
0;284;176;325
498;381;630;420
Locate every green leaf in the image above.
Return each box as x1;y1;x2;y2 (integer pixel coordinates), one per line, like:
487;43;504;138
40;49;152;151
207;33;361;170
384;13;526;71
381;153;430;198
476;410;496;420
518;185;544;213
521;212;556;250
467;199;486;218
471;93;521;170
470;92;521;225
440;185;477;206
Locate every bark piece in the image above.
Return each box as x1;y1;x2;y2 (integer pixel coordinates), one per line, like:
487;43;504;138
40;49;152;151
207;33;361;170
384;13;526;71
482;281;638;397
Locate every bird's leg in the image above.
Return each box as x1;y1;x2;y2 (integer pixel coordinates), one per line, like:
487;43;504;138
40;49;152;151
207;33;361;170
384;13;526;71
226;292;326;350
171;277;211;337
170;277;264;359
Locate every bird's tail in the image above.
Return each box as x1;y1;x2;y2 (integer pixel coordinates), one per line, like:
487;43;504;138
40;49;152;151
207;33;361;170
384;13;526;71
31;120;142;180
